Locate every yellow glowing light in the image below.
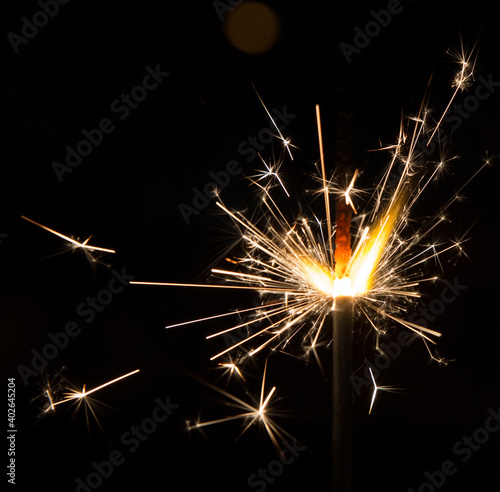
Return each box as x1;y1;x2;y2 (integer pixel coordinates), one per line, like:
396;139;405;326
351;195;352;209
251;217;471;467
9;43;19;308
300;258;334;296
332;276;355;298
301;259;357;298
348;192;407;294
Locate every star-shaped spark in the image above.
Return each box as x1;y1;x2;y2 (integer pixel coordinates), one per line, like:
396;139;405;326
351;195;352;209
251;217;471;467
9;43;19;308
43;369;140;434
21;215;115;265
368;367;404;414
217;357;246;383
187;360;292;452
253;153;290;197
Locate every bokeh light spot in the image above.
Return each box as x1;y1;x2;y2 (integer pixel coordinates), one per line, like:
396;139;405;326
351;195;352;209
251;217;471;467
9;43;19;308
223;2;281;55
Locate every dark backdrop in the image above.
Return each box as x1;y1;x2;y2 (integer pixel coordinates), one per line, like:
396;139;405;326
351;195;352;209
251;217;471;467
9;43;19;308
2;1;500;491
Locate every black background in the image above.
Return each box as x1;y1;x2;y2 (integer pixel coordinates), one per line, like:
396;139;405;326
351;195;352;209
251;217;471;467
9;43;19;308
2;1;500;491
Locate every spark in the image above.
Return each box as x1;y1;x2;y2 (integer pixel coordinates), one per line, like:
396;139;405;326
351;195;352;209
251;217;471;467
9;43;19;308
186;360;292;453
43;369;140;435
427;36;478;143
33;368;67;417
253;152;290;197
368;368;401;414
50;369;140;407
344;168;359;214
21;216;115;265
253;84;295;161
217;357;246;382
315;104;334;267
45;389;55;412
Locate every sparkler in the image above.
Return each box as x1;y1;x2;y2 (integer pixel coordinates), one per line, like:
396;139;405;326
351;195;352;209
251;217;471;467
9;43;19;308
318;91;356;487
131;43;490;490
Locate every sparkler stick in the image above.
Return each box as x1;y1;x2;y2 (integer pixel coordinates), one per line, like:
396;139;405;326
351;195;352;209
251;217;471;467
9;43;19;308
317;90;355;490
332;205;353;492
333;134;355;490
131;44;488;489
332;296;353;490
